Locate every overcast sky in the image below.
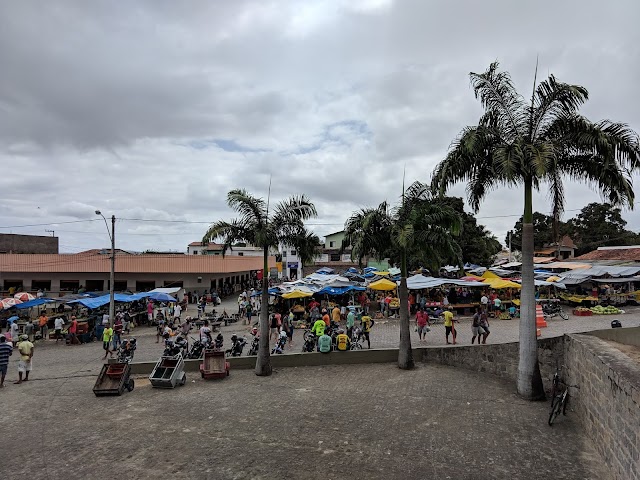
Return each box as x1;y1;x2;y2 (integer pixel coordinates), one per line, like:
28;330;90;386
1;0;639;253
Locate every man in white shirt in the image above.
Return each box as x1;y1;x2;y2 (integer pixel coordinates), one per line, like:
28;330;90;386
174;303;182;322
54;317;65;343
480;294;489;313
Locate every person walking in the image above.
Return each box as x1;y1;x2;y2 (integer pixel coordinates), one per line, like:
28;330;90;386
102;325;114;359
443;307;456;345
471;308;482;345
24;320;35;343
113;317;123;350
0;335;13;388
480;293;489;313
270;313;280;342
245;301;253;325
54;316;65;343
415;307;430;343
173;303;182;325
322;309;330;327
147;300;154;324
14;335;34;384
360;314;373;349
284;310;294;347
331;305;341;325
479;310;490;344
10;320;19;346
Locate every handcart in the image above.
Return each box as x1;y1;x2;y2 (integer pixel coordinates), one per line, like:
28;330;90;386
200;349;230;379
149;353;187;388
93;363;135;396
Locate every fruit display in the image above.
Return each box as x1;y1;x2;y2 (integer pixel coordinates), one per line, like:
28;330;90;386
589;305;624;315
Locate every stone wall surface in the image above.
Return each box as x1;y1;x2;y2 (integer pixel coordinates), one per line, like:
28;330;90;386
564;334;640;480
0;233;58;254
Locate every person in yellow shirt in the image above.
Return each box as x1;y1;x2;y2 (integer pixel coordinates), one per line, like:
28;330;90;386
331;305;341;325
335;330;350;351
15;335;34;384
360;315;373;349
102;326;114;359
443;307;456;345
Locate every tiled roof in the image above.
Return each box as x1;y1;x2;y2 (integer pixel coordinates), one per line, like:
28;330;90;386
0;254;275;274
575;247;640;261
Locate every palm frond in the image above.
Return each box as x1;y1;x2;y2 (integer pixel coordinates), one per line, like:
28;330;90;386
202;220;255;256
226;189;267;228
271;195;318;230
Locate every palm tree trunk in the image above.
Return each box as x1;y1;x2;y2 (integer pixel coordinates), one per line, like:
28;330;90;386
255;246;272;376
397;249;414;369
516;177;544;399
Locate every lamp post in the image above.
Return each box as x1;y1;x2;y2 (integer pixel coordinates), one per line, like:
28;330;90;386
96;210;115;327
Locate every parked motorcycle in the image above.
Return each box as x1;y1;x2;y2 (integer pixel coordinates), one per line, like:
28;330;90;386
225;334;246;357
542;301;569;320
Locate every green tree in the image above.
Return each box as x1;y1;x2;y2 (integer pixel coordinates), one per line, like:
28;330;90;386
505;212;568;251
436;197;502;266
342;181;462;369
568;202;640;255
432;62;640;399
202;189;317;376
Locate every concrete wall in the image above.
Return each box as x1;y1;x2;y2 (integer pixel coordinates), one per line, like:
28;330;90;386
0;233;58;254
588;326;640;347
564;334;640;480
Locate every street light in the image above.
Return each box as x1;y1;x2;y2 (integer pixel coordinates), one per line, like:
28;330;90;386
96;210;115;327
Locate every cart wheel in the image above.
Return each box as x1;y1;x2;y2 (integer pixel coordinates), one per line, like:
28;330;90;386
180;373;187;386
127;379;135;392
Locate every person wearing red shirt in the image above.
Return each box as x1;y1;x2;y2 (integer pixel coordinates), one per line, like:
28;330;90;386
67;316;78;345
322;309;330;327
415;308;430;343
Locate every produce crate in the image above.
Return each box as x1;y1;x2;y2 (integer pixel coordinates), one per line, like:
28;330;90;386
573;310;593;317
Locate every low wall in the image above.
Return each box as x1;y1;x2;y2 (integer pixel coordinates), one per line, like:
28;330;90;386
564;334;640;480
587;326;640;347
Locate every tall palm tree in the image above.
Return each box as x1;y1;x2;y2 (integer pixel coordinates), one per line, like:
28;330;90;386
203;189;317;376
343;181;462;369
432;62;640;399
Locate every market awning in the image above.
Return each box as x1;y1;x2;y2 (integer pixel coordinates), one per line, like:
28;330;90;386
282;290;313;299
368;279;397;291
15;298;56;310
482;278;521;289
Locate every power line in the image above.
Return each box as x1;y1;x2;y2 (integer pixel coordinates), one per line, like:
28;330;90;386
0;219;101;229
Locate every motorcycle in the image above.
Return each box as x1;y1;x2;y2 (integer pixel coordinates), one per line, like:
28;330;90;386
271;331;288;354
225;334;247;357
542;301;569;320
301;332;317;353
163;335;188;357
248;328;259;356
350;326;363;350
116;338;137;363
187;336;211;359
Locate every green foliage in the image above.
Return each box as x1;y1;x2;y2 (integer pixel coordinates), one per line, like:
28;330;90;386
342;182;462;274
433;197;502;266
505;212;568;251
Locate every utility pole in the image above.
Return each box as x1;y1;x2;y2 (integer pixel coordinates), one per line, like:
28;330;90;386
508;231;512;263
96;210;116;327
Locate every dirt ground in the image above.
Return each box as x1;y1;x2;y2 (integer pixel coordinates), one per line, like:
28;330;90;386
1;361;610;480
603;340;640;364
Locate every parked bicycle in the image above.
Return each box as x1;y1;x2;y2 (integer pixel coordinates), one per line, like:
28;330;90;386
548;364;579;426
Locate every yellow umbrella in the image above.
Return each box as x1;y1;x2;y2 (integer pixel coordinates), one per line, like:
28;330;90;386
282;290;313;299
372;271;390;276
483;278;522;289
546;276;561;282
368;278;397;291
482;270;500;279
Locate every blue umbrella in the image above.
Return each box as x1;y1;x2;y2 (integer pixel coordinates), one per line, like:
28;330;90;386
146;292;177;302
7;315;19;324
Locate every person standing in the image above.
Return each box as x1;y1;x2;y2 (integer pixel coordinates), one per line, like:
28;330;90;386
245;301;253;326
331;305;341;325
479;310;490;344
38;312;49;341
0;335;13;387
102;325;114;359
270;313;280;342
480;293;489;313
67;316;78;345
14;335;34;384
322;309;331;328
10;320;19;346
443;307;456;345
285;310;294;347
346;309;355;339
113;317;123;350
471;308;482;345
147;300;154;324
493;296;502;315
415;307;430;343
24;320;35;343
54;316;65;343
174;303;182;325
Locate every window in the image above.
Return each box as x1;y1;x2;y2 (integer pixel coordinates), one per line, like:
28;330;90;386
290;250;296;256
238;252;244;256
282;251;287;257
193;250;199;255
329;241;335;248
330;253;340;262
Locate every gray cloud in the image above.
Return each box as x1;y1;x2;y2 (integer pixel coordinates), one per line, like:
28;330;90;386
1;0;639;253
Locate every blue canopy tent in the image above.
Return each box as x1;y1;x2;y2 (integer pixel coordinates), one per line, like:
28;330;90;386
68;293;138;309
316;285;366;296
128;292;176;302
15;298;56;310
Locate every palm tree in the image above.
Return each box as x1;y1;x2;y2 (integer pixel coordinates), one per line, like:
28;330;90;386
343;181;462;369
432;62;640;399
203;189;317;376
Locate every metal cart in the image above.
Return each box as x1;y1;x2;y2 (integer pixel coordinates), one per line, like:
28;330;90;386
200;349;230;379
149;353;187;388
93;363;135;396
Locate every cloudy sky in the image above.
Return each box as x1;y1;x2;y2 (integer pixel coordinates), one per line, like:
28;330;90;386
1;0;639;253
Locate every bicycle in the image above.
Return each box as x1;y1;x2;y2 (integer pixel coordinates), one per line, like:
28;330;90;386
548;365;579;426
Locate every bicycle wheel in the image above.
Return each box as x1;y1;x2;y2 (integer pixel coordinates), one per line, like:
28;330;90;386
548;396;562;426
560;310;568;320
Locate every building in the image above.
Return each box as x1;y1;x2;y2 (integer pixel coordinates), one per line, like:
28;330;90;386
187;241;264;257
0;252;275;297
0;233;59;254
574;245;640;263
280;243;303;280
312;230;360;272
534;236;577;260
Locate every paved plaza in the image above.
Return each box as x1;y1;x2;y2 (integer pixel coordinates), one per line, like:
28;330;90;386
0;298;633;479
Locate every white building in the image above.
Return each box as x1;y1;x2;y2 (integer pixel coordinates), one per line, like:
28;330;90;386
280;243;302;280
